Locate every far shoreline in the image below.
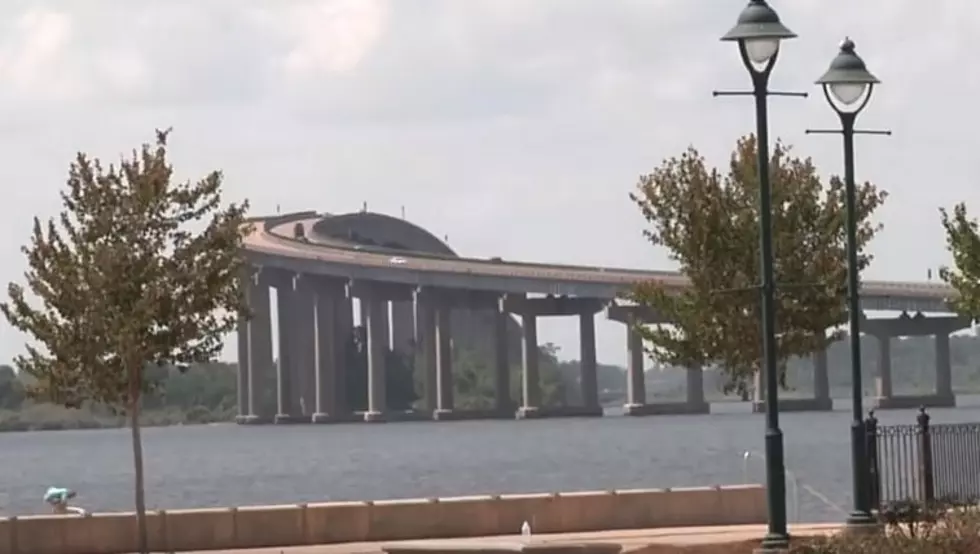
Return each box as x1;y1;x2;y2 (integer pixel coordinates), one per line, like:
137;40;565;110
5;387;979;434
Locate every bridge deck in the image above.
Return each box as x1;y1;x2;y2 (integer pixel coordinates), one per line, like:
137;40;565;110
242;213;955;310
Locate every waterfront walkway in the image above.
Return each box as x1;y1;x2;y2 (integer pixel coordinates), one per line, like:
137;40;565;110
174;523;842;553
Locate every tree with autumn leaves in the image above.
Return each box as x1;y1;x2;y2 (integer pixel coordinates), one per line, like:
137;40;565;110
629;135;887;395
1;130;249;554
941;204;980;321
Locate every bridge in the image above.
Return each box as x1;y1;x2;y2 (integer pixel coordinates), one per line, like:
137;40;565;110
236;210;965;424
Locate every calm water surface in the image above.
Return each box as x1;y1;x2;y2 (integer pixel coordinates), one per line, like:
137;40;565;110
5;397;980;523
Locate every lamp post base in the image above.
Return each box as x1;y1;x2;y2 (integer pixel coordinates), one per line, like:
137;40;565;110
754;533;791;554
843;512;880;536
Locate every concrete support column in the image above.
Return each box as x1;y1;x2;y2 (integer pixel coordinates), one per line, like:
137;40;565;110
274;279;296;423
753;370;765;403
935;332;954;400
236;303;250;422
493;300;512;415
625;322;647;410
579;311;600;413
247;278;273;421
875;335;893;399
363;294;387;422
333;295;354;416
312;281;344;423
416;302;438;412
390;300;415;357
361;301;390;355
292;282;316;417
813;346;830;404
686;365;706;407
518;313;541;418
434;305;454;417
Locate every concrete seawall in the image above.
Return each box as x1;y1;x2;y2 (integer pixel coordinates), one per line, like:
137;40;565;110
0;485;766;554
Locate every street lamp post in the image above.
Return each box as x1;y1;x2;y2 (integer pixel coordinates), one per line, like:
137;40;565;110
813;38;883;528
720;1;797;550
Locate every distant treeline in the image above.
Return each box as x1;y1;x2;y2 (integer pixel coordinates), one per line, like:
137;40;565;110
0;329;575;432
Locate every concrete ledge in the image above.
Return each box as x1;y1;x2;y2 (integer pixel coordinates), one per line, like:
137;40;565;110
0;485;766;554
548;406;605;418
515;407;601;420
432;409;459;421
874;394;956;410
516;407;543;419
363;411;387;423
388;410;433;422
625;402;710;416
273;414;309;424
751;398;833;413
311;413;342;424
431;409;518;421
434;409;516;421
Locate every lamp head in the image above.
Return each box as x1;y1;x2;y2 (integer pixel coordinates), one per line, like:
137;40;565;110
721;0;797;66
816;38;880;107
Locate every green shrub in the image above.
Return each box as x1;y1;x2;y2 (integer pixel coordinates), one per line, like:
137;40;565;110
790;504;980;553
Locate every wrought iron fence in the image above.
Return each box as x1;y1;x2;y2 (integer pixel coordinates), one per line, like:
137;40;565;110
868;407;980;510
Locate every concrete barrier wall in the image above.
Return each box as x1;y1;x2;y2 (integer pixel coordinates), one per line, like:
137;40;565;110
0;484;766;554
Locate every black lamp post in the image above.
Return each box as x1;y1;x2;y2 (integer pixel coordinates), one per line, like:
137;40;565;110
814;38;882;527
720;1;796;550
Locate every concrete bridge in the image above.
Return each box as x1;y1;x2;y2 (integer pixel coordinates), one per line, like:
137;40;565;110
236;211;964;423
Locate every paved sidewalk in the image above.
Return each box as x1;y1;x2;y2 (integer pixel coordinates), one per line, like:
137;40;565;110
173;523;842;553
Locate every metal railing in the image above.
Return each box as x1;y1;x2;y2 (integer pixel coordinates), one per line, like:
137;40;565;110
742;450;847;522
869;408;980;509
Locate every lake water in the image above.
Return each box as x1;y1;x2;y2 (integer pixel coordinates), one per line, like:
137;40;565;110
4;397;980;523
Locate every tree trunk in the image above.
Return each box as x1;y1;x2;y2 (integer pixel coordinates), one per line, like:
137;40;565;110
129;368;149;554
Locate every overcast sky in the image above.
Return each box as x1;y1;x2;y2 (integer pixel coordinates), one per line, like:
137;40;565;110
0;0;976;367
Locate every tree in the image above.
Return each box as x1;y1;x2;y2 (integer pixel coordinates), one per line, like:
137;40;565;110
628;135;887;395
1;130;249;553
940;203;980;320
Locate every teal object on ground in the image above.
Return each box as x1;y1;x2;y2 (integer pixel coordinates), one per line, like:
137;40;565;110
44;487;71;503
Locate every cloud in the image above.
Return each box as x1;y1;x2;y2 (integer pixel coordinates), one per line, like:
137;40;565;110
0;0;979;365
0;8;75;100
261;0;390;77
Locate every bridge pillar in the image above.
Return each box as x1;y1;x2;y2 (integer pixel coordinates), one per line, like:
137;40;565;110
312;279;347;423
813;347;831;408
334;294;354;416
433;304;455;419
874;335;893;402
935;331;954;402
246;275;273;423
390;300;414;358
517;312;542;419
873;331;958;409
752;344;833;413
864;314;967;409
493;298;512;416
360;300;390;357
363;293;388;422
292;280;317;418
752;370;764;404
416;301;438;413
624;319;648;416
236;270;251;423
273;275;298;423
606;303;708;416
686;365;707;408
579;311;601;415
